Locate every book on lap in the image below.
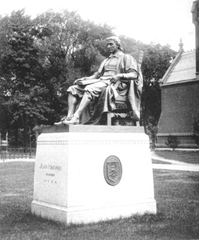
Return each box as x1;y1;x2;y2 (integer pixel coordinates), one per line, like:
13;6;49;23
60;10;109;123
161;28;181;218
76;76;111;86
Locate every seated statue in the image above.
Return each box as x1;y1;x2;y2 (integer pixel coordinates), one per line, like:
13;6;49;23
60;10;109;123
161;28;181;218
54;36;143;125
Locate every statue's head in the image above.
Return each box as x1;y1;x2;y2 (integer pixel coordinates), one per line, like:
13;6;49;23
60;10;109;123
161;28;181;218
105;36;122;51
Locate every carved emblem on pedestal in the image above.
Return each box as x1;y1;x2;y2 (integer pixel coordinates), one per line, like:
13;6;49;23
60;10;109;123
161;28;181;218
104;155;122;186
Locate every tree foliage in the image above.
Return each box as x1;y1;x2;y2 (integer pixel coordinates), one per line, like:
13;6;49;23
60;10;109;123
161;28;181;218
0;10;55;147
141;43;176;127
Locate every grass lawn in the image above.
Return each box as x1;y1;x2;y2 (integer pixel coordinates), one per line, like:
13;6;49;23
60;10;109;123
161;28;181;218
1;161;199;240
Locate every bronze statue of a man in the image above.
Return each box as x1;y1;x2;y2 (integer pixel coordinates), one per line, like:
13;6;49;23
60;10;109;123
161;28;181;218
55;36;142;125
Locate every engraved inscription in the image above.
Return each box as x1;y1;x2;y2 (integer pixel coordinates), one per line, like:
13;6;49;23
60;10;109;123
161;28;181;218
39;163;62;184
40;163;62;171
104;155;122;186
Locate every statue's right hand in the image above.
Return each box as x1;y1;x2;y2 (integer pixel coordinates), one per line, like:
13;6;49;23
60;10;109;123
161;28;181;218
74;77;87;85
74;79;80;85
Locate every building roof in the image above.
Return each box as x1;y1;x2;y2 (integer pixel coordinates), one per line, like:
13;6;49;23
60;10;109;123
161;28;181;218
159;49;196;86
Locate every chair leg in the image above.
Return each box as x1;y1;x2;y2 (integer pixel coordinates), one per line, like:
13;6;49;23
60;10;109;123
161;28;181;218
107;113;113;125
135;121;140;126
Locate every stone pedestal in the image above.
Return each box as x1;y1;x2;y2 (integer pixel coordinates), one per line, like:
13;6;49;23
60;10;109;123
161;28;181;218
31;125;156;224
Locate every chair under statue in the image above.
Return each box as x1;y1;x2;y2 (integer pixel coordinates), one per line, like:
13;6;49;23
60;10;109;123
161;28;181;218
106;50;144;126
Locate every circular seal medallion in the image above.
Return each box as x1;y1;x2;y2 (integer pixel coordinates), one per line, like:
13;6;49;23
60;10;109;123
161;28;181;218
103;155;122;186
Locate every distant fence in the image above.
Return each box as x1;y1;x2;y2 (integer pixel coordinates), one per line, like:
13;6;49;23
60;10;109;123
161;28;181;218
0;147;36;160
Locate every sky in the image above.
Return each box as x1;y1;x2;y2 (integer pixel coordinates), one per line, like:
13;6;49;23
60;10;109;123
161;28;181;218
0;0;196;51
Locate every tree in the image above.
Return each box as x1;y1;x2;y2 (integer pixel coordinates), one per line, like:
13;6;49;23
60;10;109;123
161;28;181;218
141;43;176;122
140;43;177;145
0;10;52;147
119;35;143;60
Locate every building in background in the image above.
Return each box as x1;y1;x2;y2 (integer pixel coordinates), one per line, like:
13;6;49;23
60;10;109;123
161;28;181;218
156;0;199;148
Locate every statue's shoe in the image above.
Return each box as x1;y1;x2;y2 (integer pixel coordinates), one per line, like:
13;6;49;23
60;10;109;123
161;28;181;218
62;115;80;125
54;116;73;126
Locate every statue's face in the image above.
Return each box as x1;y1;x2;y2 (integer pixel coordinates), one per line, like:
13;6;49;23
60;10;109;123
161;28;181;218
106;40;118;54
